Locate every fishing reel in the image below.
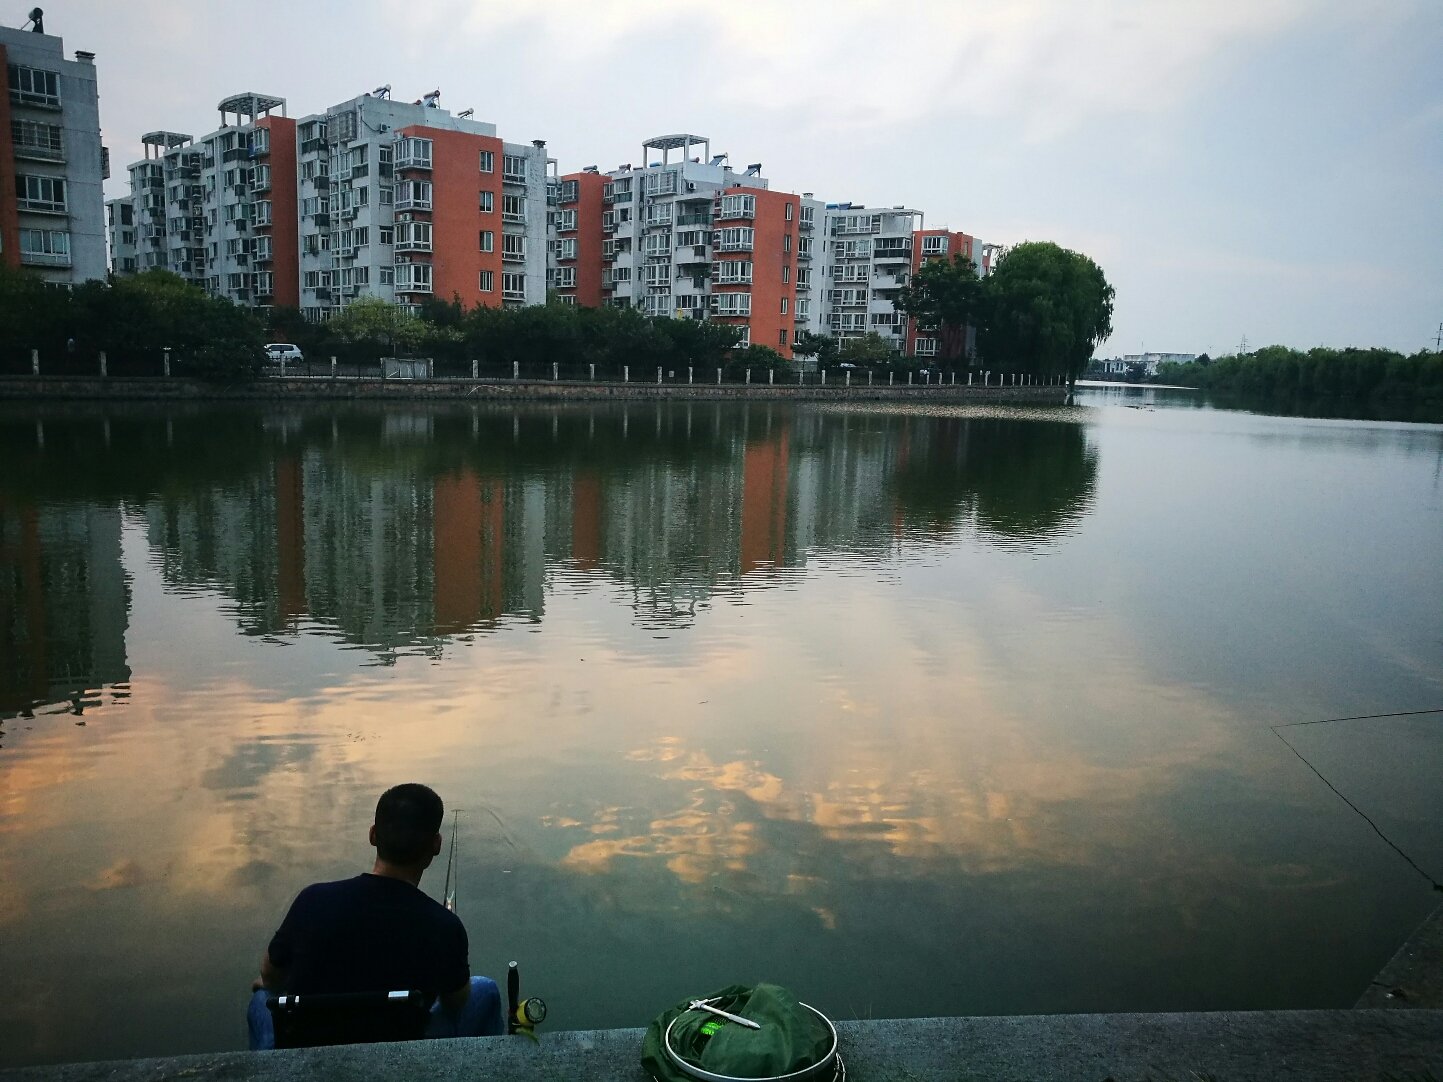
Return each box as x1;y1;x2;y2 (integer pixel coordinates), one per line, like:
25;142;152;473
507;960;548;1038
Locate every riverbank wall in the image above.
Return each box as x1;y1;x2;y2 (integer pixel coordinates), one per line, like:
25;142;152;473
3;1010;1440;1081
0;375;1068;405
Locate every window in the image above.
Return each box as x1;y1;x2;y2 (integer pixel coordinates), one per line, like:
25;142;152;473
712;260;752;285
502;233;525;261
710;293;751;316
719;193;755;220
479;269;494;292
642;170;677;196
785;202;794;221
396;180;432;211
797;299;810;319
479;230;494;252
18;228;70;264
395;221;432;252
778;329;788;347
922;235;948;255
379;267;394;284
353;186;369;207
556;267;576;288
783;233;792;253
611;266;632;283
304;271;321;289
556;209;576;231
780;297;788;314
642;232;672;256
558;294;576;306
797;268;811;289
479;149;494;173
8;65;60;107
502;192;525;222
915;338;939;356
676;229;707;248
17;174;66;212
715;227;754;252
479;190;494;213
503;154;526;182
502;271;525;298
394;136;433;169
379;226;394;245
11;119;63;159
556;238;578;260
394;262;432;292
782;265;790;283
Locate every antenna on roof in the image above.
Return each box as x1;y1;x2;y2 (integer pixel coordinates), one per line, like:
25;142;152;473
372;84;391;99
25;6;44;32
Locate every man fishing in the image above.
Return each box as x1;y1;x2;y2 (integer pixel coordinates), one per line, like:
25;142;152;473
247;783;502;1049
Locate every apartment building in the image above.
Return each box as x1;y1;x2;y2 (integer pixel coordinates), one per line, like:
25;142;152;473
815;204;923;350
2;16;107;282
551;167;607;307
109;87;549;319
564;134;804;356
293;91;548;320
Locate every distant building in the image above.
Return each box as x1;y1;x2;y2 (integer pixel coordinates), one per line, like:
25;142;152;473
107;87;550;319
1;15;108;282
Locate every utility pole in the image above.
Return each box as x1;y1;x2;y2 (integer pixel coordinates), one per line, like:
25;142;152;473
1433;323;1441;352
1239;334;1248;355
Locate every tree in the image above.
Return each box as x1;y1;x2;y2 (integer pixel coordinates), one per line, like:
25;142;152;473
793;330;839;366
329;296;427;357
897;253;983;360
840;332;896;364
977;241;1114;384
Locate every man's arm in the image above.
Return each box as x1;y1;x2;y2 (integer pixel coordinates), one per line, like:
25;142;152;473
438;982;470;1017
252;949;289;992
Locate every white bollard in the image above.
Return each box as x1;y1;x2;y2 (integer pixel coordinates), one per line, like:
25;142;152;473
769;368;774;385
716;368;721;385
968;371;973;386
868;371;873;386
845;370;851;388
429;359;435;380
745;368;751;384
163;350;171;377
332;356;338;379
513;361;519;379
472;359;479;379
688;367;694;384
553;362;559;381
821;370;826;386
589;363;595;381
31;348;40;375
889;372;894;386
98;351;107;377
624;365;630;383
657;366;662;384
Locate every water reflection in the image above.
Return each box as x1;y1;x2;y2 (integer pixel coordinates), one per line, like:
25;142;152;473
1;403;1098;690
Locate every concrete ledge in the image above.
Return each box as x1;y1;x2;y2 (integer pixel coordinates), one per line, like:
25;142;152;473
4;1011;1440;1081
1359;902;1443;1009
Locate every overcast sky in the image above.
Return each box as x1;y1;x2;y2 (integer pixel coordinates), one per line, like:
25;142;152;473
15;0;1441;356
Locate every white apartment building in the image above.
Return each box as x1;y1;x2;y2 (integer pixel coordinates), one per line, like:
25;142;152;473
3;15;107;282
815;204;923;348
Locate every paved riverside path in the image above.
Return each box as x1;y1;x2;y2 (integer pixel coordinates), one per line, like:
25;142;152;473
4;1011;1441;1081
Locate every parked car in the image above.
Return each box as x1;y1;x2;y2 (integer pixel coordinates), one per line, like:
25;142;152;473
264;343;303;365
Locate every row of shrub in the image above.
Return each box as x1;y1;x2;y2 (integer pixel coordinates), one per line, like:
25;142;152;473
1153;346;1443;403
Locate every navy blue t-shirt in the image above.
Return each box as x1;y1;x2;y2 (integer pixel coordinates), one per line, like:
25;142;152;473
267;874;469;996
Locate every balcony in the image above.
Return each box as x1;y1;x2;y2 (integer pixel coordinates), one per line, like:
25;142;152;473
394;193;433;212
714;239;751;253
502;211;526;225
502;249;526;264
676;213;711;227
395;237;433;253
16;198;67;215
874;245;912;261
394;147;433;171
503;168;527;185
20;249;71;267
676;245;710;263
10;88;61;110
13;142;64;163
503;287;526;301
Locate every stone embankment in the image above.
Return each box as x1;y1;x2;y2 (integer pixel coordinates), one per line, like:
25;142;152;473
2;1011;1440;1082
0;375;1068;405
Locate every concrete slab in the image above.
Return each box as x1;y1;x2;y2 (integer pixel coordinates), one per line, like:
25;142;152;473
3;1010;1440;1082
1359;902;1443;1009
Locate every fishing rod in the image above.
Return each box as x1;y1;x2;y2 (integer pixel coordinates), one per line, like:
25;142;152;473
443;809;458;913
1269;707;1443;894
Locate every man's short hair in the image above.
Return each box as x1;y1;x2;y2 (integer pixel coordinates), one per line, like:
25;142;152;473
374;784;444;864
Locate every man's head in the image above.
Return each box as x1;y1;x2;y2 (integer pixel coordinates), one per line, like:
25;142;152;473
370;783;445;867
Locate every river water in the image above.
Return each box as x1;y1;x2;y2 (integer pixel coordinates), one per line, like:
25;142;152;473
1;388;1440;1067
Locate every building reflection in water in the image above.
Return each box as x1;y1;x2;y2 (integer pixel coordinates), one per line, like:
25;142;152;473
0;500;130;720
1;402;1097;687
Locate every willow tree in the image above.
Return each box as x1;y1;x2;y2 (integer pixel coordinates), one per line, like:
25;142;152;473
978;242;1114;384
